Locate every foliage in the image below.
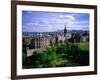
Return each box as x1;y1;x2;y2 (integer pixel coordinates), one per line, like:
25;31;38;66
22;42;89;68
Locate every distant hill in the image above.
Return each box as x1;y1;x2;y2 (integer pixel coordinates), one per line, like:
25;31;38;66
23;30;89;36
56;29;89;33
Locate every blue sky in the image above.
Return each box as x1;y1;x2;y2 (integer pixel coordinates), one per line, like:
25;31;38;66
22;11;89;32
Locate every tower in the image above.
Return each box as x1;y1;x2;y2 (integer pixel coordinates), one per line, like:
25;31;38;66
64;24;67;37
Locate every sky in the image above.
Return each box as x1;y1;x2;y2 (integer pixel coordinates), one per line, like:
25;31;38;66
22;11;89;32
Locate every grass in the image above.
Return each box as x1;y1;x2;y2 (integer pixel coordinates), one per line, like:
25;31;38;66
77;42;89;51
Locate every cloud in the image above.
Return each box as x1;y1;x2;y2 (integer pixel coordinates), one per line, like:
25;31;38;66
63;20;89;31
71;21;89;25
59;15;75;21
23;19;89;32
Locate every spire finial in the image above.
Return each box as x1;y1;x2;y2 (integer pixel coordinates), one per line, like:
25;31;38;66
65;24;66;29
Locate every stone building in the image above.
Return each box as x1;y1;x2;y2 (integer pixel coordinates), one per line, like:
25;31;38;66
81;32;89;42
23;35;51;49
30;36;50;49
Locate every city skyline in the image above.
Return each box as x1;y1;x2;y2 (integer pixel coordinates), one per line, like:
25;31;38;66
22;11;89;32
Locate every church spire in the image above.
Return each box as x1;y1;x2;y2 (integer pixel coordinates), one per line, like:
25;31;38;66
64;24;67;37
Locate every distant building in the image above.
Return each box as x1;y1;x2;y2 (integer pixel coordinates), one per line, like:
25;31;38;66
81;32;89;42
